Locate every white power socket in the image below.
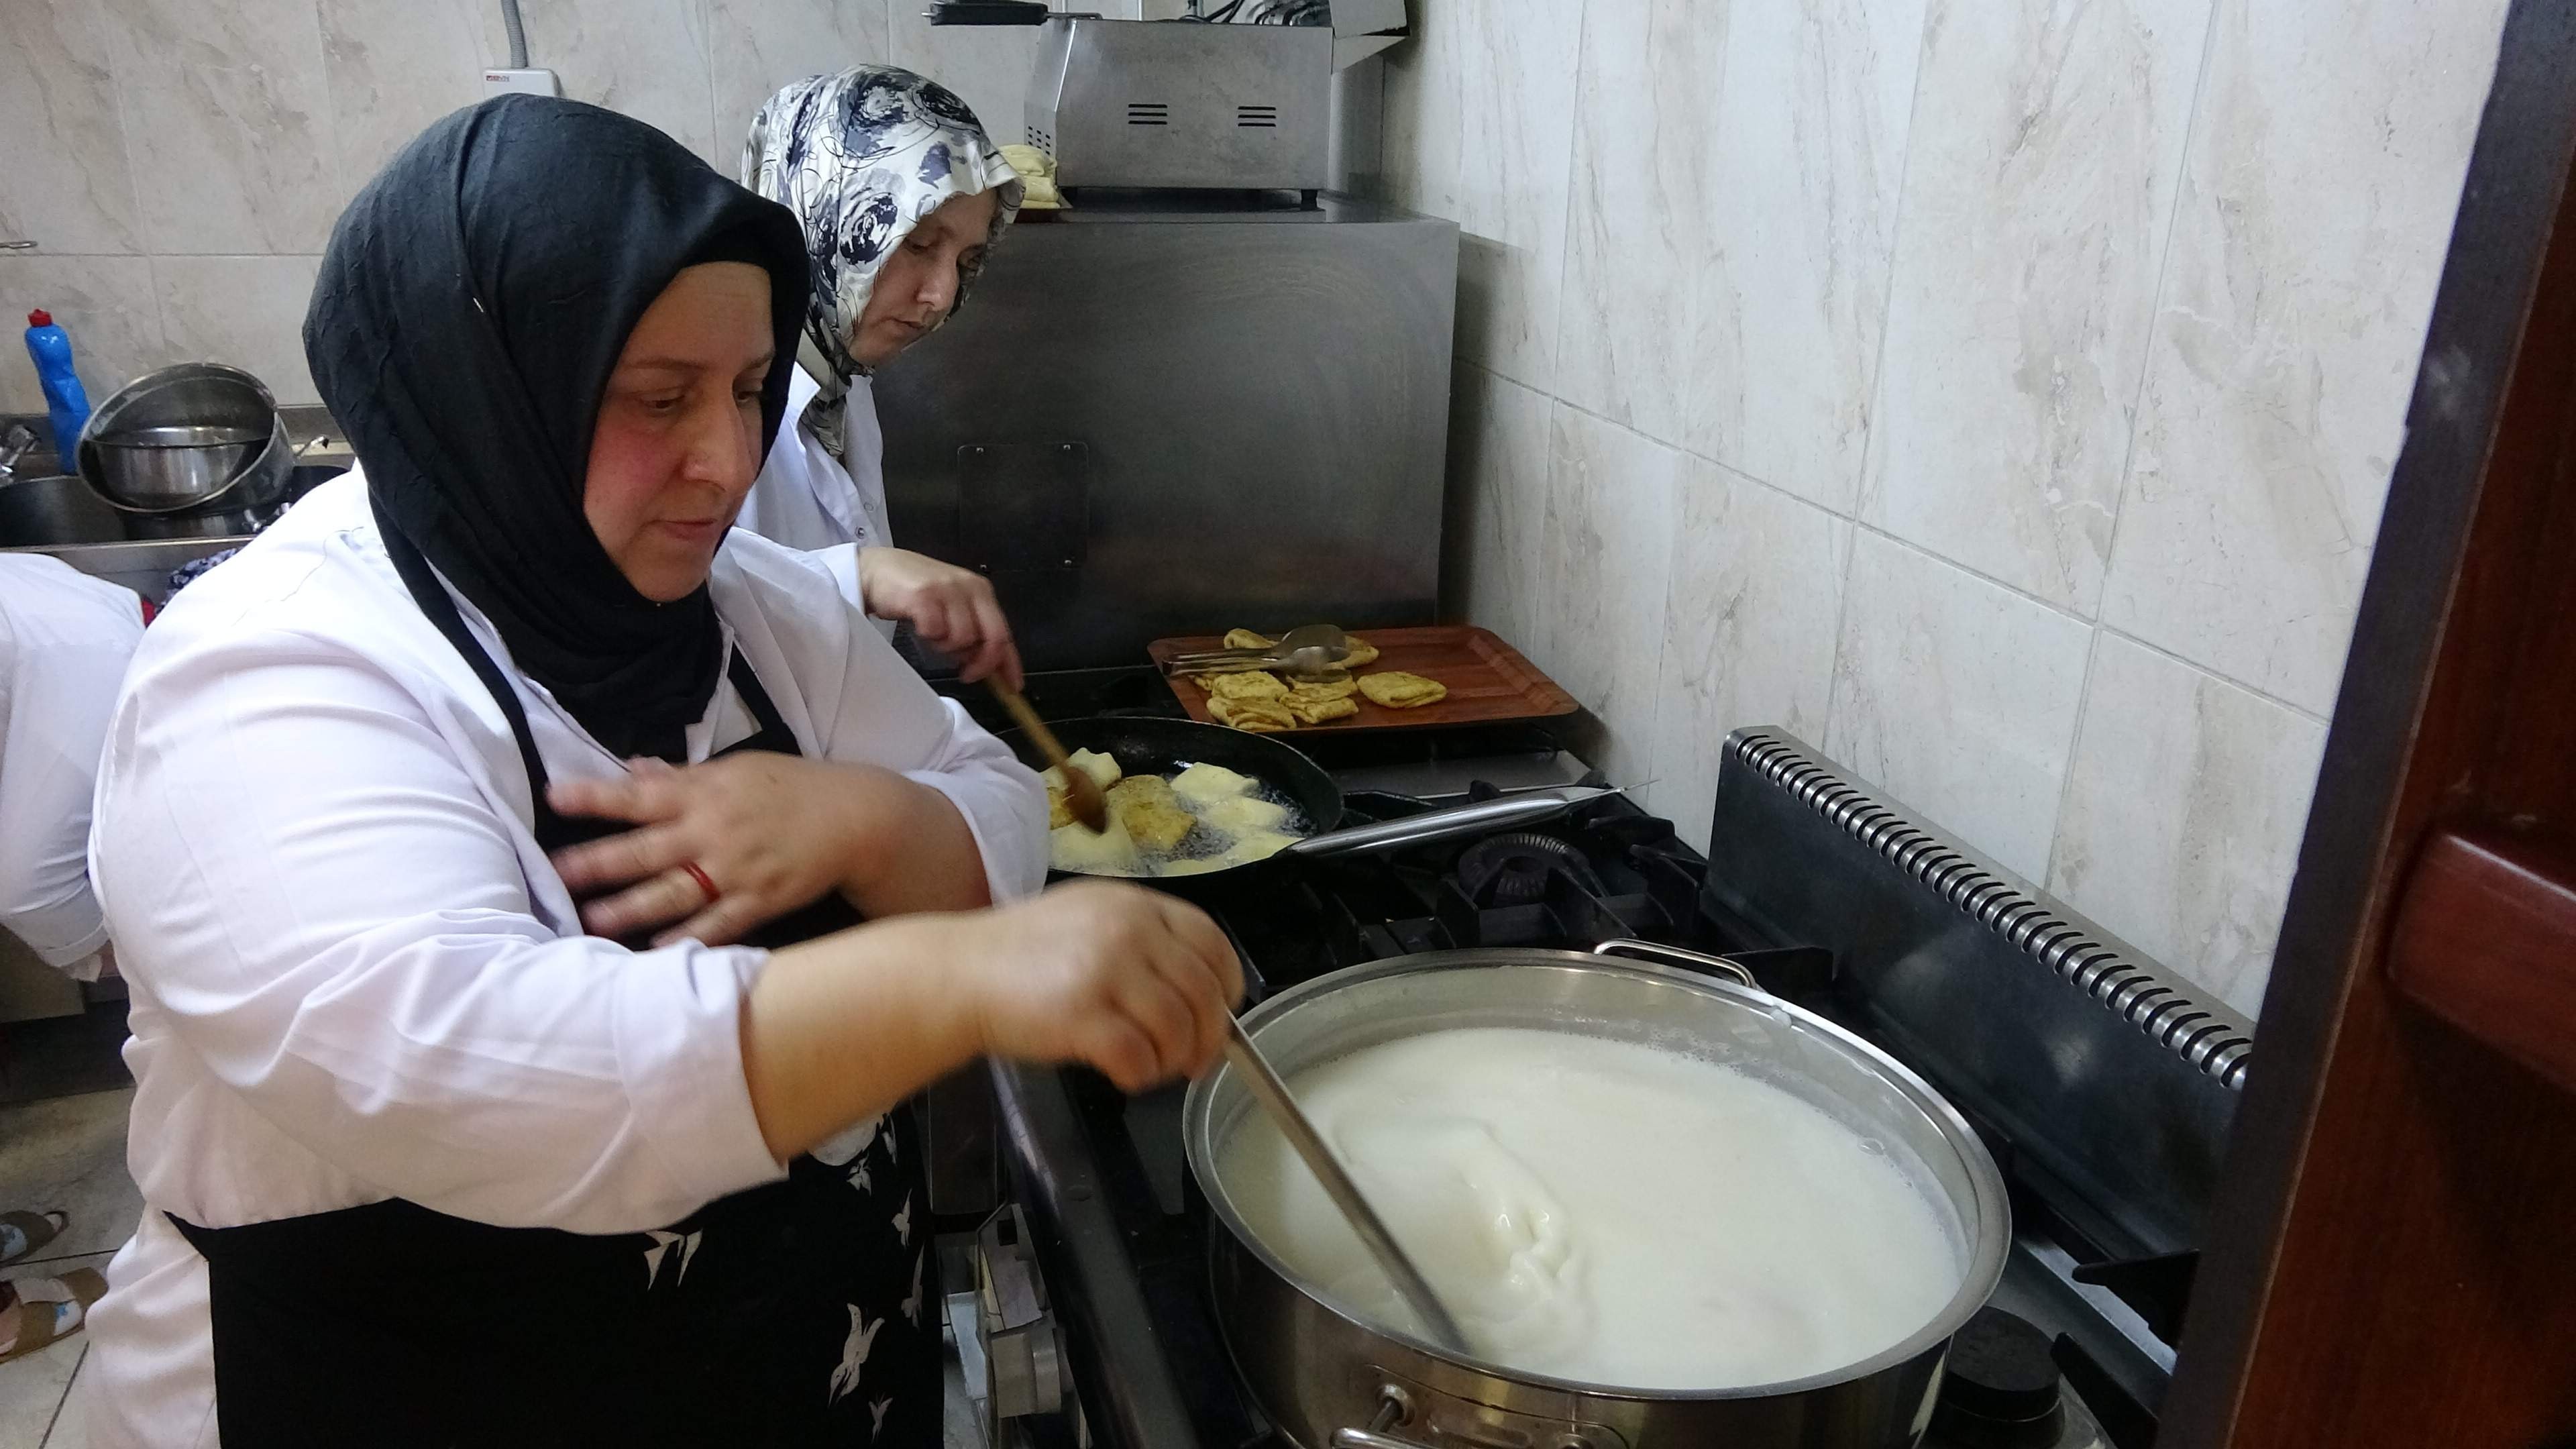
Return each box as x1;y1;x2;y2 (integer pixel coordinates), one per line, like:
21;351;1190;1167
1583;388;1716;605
483;67;561;98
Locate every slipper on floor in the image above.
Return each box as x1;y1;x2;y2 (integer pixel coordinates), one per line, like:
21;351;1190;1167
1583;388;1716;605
0;1269;107;1364
0;1211;66;1267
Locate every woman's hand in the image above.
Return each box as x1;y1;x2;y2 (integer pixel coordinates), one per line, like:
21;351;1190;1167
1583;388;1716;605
740;881;1244;1158
549;754;984;946
857;546;1023;690
953;881;1246;1091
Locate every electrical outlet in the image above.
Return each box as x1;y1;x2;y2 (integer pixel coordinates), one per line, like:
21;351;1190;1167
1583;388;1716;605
483;67;561;98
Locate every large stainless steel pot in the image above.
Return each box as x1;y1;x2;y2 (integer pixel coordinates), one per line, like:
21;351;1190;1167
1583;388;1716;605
77;363;283;513
1183;941;2010;1449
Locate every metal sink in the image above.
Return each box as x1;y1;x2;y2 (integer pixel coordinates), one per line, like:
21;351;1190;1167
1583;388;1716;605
0;473;125;546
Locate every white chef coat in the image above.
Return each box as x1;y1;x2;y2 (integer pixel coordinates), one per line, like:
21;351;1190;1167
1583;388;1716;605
77;472;1047;1449
0;553;146;979
738;366;890;610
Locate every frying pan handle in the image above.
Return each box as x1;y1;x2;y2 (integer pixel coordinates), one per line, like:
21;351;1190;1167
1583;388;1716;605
1285;786;1615;859
1591;938;1761;991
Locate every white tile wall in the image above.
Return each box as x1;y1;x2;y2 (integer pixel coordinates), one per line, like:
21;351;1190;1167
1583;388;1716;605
0;0;1058;416
1649;460;1849;843
155;256;327;406
1539;402;1678;790
2048;635;2328;1015
1388;0;2505;1013
1442;362;1553;654
1858;0;2212;615
0;1;142;257
1686;0;1923;513
0;254;165;409
2097;0;2510;715
1825;529;2092;882
1379;0;1582;392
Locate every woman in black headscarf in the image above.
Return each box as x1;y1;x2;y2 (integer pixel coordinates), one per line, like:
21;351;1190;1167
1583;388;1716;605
79;96;1239;1448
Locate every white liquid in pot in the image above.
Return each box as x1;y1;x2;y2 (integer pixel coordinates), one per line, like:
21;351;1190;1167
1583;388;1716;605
1215;1026;1964;1390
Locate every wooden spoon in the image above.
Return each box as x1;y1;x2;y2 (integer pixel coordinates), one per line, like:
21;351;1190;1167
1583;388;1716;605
989;682;1108;833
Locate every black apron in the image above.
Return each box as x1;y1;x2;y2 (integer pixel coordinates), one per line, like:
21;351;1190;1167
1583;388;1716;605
169;531;942;1447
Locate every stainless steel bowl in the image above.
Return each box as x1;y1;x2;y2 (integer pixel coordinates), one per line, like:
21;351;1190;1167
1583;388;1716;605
78;363;280;511
90;423;266;504
1183;942;2011;1449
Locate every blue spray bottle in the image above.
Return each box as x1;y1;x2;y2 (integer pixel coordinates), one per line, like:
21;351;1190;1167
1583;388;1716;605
24;309;93;460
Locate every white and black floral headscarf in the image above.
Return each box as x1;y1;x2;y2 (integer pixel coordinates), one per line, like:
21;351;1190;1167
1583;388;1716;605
743;66;1022;459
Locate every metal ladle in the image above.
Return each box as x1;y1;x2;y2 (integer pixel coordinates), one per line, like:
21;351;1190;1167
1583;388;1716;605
1221;1014;1472;1356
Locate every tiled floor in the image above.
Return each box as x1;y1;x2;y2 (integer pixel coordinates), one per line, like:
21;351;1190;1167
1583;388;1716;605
1;1087;137;1449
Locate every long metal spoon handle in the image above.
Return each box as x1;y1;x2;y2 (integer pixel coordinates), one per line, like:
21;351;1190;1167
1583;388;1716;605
1221;1016;1473;1356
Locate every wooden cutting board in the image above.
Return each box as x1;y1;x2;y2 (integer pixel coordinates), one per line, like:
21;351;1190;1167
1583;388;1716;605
1146;625;1578;735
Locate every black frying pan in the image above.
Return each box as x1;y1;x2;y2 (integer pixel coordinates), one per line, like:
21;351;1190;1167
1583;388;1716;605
998;715;1609;898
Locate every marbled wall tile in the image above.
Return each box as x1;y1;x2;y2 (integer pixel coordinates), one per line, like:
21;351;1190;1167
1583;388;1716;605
319;0;488;203
710;0;894;168
1649;461;1850;845
2098;0;2508;715
1685;0;1924;514
886;0;1051;146
1553;0;1725;450
1825;529;2092;881
0;1;141;255
2049;634;2328;1018
156;256;325;405
1858;0;2212;612
1378;0;1583;392
0;254;166;413
100;0;341;255
1442;362;1554;654
483;0;718;164
1541;404;1679;789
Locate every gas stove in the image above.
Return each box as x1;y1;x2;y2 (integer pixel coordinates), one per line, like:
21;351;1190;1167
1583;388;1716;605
952;690;2244;1449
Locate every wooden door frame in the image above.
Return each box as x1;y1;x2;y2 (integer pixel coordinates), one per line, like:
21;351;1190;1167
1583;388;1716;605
2161;1;2576;1442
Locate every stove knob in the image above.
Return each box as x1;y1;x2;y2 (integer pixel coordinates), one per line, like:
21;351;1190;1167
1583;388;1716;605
1932;1307;2065;1447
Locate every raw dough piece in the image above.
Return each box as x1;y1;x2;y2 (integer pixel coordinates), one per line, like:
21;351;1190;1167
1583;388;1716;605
1172;763;1257;808
1107;776;1196;852
1199;794;1290;835
1206;670;1289;702
1211;697;1294;733
1358;671;1447;708
1050;816;1142;876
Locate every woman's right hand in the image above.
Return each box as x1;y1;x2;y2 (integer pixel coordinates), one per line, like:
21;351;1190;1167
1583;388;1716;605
955;881;1244;1092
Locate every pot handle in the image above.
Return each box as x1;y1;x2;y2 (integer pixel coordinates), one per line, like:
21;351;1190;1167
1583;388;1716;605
1331;1389;1433;1449
1287;786;1615;860
1591;937;1760;991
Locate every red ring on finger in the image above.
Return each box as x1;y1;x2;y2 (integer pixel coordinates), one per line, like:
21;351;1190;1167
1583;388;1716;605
680;861;720;904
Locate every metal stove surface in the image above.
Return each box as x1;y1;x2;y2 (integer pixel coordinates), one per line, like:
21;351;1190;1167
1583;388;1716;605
991;762;2153;1449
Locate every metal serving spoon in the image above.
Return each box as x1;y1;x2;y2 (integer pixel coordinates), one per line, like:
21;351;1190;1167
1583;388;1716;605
1221;1014;1473;1356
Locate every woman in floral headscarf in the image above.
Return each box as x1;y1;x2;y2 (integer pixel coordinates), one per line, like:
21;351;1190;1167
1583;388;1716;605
740;66;1027;686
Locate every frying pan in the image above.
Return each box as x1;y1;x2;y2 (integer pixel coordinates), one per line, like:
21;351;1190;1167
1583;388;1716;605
997;716;1612;897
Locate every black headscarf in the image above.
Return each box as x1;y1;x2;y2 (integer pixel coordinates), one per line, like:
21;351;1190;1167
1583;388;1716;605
307;95;809;762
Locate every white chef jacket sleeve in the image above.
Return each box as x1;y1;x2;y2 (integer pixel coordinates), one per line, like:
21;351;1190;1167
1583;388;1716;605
92;625;785;1233
0;588;141;969
806;613;1049;904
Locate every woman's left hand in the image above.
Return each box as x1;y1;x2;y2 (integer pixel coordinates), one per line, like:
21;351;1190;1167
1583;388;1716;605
857;546;1023;690
547;755;903;947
